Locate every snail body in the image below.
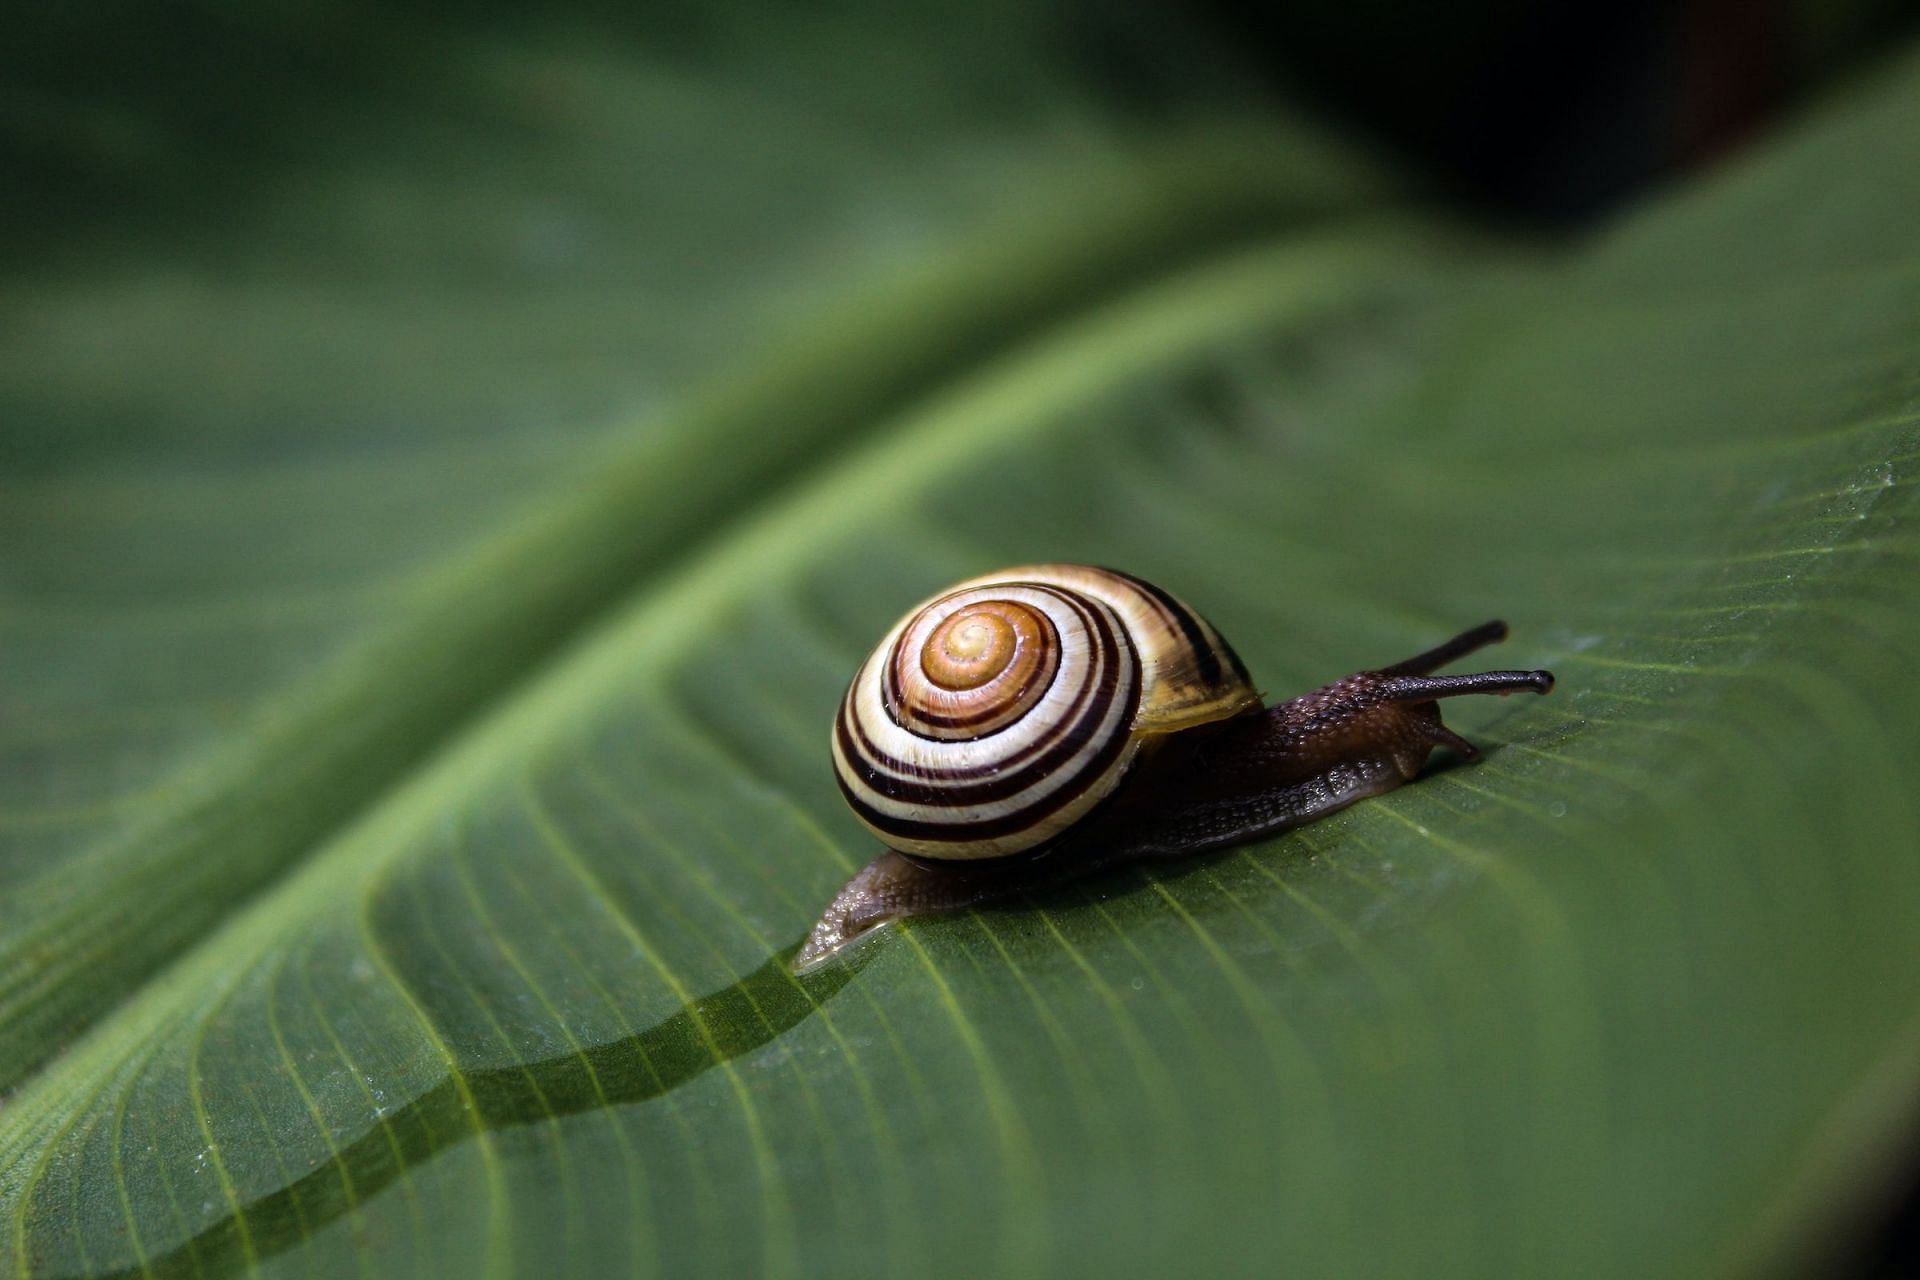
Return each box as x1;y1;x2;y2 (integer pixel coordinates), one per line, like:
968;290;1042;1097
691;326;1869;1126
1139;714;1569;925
797;566;1553;973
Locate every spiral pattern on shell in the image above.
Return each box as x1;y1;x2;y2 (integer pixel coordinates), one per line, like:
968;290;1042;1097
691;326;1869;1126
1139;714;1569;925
833;565;1259;861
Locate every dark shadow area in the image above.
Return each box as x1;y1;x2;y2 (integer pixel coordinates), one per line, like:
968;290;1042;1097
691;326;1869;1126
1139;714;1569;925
1194;0;1920;221
1823;1130;1920;1280
106;948;857;1280
9;0;1919;263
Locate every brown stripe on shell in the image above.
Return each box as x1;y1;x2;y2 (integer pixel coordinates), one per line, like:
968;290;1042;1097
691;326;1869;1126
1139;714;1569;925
881;593;1061;741
1106;567;1252;692
835;665;1138;843
838;595;1125;805
840;587;1120;790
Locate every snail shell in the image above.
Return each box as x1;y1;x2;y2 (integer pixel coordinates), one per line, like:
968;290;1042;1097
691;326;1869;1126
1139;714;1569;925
831;565;1261;861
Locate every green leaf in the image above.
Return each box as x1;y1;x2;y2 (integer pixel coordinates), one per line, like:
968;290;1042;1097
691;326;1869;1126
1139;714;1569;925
5;9;1919;1279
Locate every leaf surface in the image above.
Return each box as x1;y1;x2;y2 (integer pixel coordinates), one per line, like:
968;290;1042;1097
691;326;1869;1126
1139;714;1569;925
3;11;1919;1279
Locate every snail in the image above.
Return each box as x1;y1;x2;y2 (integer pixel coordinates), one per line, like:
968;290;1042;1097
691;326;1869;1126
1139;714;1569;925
795;565;1553;973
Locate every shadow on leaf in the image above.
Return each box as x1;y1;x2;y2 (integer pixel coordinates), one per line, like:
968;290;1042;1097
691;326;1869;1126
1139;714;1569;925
114;948;857;1279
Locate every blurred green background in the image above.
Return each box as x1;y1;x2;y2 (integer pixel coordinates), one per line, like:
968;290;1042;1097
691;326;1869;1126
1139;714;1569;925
4;3;1920;1277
